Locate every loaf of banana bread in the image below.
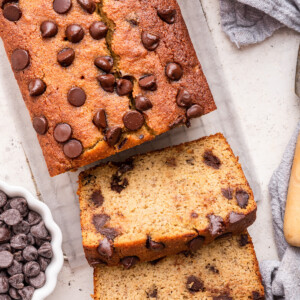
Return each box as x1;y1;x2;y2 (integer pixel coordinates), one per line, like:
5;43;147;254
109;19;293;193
0;0;215;176
93;232;265;299
78;133;257;266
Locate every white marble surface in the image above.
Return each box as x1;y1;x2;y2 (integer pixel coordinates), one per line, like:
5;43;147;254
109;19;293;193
0;1;299;299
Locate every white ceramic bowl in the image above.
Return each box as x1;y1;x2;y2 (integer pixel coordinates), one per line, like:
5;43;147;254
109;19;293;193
0;180;63;300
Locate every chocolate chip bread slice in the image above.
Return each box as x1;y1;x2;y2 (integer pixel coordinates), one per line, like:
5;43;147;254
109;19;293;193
93;232;265;299
0;0;215;176
78;133;257;266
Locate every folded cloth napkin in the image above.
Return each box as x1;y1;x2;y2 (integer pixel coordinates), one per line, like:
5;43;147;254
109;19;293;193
219;0;300;47
260;121;300;300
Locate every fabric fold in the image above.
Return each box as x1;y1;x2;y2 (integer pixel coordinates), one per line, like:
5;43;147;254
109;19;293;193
219;0;300;47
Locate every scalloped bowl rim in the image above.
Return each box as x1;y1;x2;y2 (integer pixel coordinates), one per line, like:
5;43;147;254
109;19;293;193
0;180;63;300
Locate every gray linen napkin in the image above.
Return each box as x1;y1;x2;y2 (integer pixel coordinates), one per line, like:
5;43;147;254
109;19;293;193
260;121;300;300
219;0;300;47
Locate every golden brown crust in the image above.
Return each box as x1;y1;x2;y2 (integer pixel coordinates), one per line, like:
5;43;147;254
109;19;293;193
93;232;265;299
78;133;257;267
0;0;215;176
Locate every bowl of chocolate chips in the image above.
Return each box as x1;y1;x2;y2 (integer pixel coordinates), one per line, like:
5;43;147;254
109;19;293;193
0;181;63;300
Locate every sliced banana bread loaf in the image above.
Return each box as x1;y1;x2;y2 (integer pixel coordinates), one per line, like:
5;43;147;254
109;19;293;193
93;232;265;299
78;133;257;266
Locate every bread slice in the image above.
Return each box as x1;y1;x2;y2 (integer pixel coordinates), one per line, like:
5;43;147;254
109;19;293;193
93;232;265;299
78;133;257;266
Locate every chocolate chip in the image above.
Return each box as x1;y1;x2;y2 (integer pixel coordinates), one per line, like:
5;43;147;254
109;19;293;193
203;151;221;169
90;190;104;206
0;251;13;268
27;211;41;226
32;116;48;135
97;74;115;93
208;215;224;236
190;212;198;218
118;138;128;150
187;104;204;119
22;246;38;262
139;75;157;91
176;89;193;108
121;256;139;269
66;24;84;43
57;48;75;67
23;261;40;279
11;234;27;250
53;0;72;14
38;257;50;272
252;291;264;300
11;49;30;71
221;188;233;200
40;21;58;38
235;190;249;209
93;108;107;129
115;159;134;174
186;275;204;293
10;198;28;218
146;237;165;251
38;242;53;259
139;134;144;139
77;0;95;13
9;287;21;299
123;111;144;131
165;63;183;81
188;236;205;252
28;272;45;289
97;237;113;258
141;32;160;51
157;8;176;24
229;212;245;224
1;209;21;226
0;244;11;252
94;56;113;73
239;234;249;247
106;127;122;146
30;221;49;240
110;174;128;193
93;214;110;231
18;286;34;300
63;138;83;157
0;191;7;208
26;234;35;246
116;79;133;96
0;276;9;294
165;157;176;167
169;115;185;129
13;252;23;263
7;260;23;276
3;3;22;22
13;221;30;235
8;274;24;289
89;21;108;40
0;228;11;243
28;79;46;97
99;227;119;240
135;95;153;111
54;123;72;143
68;87;86;107
146;287;158;298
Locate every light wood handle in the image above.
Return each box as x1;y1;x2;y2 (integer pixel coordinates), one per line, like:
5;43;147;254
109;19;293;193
284;134;300;247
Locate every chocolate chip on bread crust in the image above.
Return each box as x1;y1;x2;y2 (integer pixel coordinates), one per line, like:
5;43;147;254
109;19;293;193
0;0;215;176
78;134;257;266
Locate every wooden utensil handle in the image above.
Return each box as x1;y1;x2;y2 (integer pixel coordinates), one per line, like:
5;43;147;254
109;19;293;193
284;134;300;247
